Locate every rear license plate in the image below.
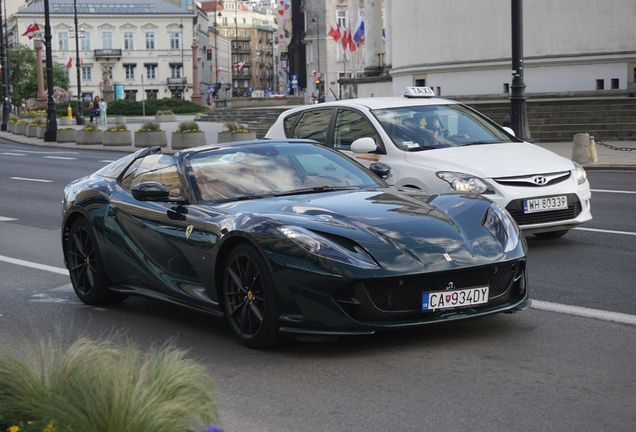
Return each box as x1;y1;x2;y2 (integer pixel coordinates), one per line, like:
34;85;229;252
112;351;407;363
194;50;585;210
523;196;568;214
422;287;489;311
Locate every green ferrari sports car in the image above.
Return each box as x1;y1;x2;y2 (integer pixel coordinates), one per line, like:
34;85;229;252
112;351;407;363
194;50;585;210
62;139;530;348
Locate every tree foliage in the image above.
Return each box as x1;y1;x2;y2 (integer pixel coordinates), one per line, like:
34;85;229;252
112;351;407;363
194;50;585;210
8;43;70;106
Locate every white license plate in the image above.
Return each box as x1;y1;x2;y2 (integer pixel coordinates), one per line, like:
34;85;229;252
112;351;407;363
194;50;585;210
422;287;489;311
523;196;568;214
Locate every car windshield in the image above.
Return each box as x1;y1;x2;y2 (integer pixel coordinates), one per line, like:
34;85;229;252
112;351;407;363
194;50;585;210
186;142;385;204
372;103;514;151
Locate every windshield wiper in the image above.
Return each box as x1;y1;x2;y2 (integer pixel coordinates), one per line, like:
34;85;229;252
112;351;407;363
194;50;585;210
408;145;437;152
212;193;274;203
462;140;501;146
274;186;358;197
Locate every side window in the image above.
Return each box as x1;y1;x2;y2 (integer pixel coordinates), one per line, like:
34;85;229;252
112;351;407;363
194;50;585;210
333;109;379;150
291;109;332;143
129;154;183;197
283;113;301;137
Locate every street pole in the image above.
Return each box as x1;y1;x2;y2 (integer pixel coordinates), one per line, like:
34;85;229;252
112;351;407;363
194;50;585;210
73;0;84;125
214;12;219;95
312;15;321;101
0;0;9;131
180;22;184;99
510;0;532;142
43;0;57;141
3;0;11;120
141;74;145;117
235;1;239;97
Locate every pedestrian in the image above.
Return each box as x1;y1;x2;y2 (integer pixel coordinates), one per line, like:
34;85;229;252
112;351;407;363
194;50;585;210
88;102;95;123
99;98;108;126
309;93;316;105
93;96;100;121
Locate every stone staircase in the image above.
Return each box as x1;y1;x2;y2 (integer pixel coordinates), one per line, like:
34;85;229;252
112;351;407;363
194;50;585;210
198;107;292;139
463;95;636;142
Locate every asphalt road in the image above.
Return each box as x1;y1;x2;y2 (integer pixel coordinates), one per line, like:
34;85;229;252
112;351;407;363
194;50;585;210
1;142;635;431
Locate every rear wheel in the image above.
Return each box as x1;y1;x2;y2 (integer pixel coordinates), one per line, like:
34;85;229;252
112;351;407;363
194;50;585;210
533;229;569;240
222;243;288;348
67;218;127;305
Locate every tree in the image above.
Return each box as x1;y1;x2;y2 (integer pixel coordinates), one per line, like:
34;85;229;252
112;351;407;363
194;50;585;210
8;43;70;107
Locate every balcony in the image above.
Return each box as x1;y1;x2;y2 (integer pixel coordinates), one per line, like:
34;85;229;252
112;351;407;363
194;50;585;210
167;77;187;89
94;49;122;60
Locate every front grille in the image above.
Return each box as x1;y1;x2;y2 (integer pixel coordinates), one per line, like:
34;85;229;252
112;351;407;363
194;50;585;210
507;199;582;226
494;171;571;188
362;263;517;312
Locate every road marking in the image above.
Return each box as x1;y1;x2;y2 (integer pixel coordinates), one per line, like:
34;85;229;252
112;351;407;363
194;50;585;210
0;255;68;275
43;156;77;160
4;149;79;155
574;227;636;236
10;177;53;183
532;300;636;326
0;216;18;222
99;160;117;163
591;189;636;194
1;152;26;156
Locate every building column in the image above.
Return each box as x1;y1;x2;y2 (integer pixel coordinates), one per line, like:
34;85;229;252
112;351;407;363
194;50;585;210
363;0;383;77
191;38;202;105
385;0;392;70
35;39;47;107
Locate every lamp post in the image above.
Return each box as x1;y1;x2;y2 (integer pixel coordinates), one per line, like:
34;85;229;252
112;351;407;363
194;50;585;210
311;15;321;102
235;1;239;97
509;0;532;141
73;0;84;125
179;22;184;99
43;0;57;141
2;0;12;125
0;0;9;131
214;11;220;94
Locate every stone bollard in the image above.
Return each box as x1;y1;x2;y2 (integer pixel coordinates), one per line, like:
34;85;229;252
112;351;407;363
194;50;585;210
572;133;598;164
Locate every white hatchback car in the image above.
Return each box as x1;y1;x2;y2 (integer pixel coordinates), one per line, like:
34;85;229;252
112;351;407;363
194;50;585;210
266;87;592;239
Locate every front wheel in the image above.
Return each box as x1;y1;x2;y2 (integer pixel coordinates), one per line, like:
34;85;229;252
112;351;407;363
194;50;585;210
222;243;288;348
533;229;569;240
66;218;127;305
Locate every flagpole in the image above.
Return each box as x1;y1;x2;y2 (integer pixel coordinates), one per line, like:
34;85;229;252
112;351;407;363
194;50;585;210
3;0;11;119
73;0;84;125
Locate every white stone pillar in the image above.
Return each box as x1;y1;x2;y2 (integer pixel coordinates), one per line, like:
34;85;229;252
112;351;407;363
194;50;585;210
385;0;392;69
363;0;383;76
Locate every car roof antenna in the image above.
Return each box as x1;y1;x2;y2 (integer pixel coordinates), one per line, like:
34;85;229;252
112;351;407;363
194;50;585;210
329;88;340;101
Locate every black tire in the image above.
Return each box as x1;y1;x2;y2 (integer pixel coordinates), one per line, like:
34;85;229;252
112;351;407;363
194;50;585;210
67;218;128;305
222;243;288;348
533;229;569;240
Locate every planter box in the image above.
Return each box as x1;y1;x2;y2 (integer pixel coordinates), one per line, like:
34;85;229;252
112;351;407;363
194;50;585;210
14;123;26;135
103;130;132;146
36;125;45;139
59;118;72;126
154;114;177;122
76;130;103;145
26;125;39;137
217;131;257;143
56;129;76;143
115;116;126;125
7;122;15;133
171;131;206;150
134;130;168;148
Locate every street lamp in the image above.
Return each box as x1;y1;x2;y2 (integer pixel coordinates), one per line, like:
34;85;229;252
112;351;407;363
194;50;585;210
509;0;532;141
72;0;84;125
43;0;57;141
214;11;221;94
311;15;321;102
179;22;184;99
235;1;239;97
0;0;9;131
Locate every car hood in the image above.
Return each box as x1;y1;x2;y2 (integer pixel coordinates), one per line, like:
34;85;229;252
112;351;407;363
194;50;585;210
211;188;521;273
405;142;575;178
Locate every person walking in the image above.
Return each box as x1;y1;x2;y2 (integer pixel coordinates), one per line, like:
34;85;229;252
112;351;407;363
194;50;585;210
99;98;108;126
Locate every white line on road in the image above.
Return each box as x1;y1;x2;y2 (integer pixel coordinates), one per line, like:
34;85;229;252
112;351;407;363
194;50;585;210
98;160;117;163
532;300;636;326
591;189;636;194
43;156;77;160
1;152;26;156
574;227;636;236
0;216;18;222
10;177;53;183
0;255;68;275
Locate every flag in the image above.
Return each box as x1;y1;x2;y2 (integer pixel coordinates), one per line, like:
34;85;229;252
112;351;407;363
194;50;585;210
65;55;73;68
346;21;356;52
79;56;84;66
341;26;349;51
328;20;341;43
352;16;364;45
232;61;245;70
205;84;214;94
216;67;221;76
22;20;40;39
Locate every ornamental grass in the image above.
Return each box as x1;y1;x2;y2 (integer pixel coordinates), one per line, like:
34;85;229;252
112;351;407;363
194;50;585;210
221;121;249;133
82;123;100;131
137;121;162;132
106;125;128;132
0;335;220;432
176;120;201;133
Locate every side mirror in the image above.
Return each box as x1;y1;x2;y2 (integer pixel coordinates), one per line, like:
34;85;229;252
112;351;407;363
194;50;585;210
502;126;515;137
131;182;186;203
350;137;378;153
369;162;391;180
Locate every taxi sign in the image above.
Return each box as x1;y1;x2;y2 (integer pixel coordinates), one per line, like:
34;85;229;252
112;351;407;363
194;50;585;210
403;86;435;98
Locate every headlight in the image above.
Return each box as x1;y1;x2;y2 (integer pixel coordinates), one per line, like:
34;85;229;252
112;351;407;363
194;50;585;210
483;203;520;253
277;226;380;269
573;162;587;185
436;171;495;194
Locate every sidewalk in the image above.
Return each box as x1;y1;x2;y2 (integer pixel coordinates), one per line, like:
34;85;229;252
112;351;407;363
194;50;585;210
1;118;635;170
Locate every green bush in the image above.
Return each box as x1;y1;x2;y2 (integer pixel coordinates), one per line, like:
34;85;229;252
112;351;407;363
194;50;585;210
54;98;203;118
0;335;219;432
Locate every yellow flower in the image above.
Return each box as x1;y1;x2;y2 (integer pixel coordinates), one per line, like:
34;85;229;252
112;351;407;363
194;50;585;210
8;426;20;432
43;423;58;432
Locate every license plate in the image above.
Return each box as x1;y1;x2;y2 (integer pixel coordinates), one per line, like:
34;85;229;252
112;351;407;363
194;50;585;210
422;287;489;311
523;196;568;214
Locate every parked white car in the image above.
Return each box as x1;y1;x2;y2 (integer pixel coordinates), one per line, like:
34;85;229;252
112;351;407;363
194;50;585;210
266;87;592;239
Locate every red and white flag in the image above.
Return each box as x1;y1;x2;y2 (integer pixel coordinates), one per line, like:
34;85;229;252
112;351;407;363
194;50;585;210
216;67;221;76
80;56;84;66
22;20;40;39
65;55;73;68
232;61;245;71
328;20;341;43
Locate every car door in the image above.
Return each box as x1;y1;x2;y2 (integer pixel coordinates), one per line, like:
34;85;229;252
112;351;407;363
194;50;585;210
102;153;193;299
331;108;388;168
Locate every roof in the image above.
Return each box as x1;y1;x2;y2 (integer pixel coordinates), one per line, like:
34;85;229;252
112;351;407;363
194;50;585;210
16;0;190;15
199;1;222;12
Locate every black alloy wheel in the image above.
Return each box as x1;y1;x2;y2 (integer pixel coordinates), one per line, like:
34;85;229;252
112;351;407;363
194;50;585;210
223;243;287;348
67;218;127;305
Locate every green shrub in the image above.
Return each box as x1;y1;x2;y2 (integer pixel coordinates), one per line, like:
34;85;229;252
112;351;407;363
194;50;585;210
0;335;219;432
54;98;203;118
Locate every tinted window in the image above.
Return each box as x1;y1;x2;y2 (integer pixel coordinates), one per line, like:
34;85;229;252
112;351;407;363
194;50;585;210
291;109;332;142
94;153;136;178
333;109;379;150
130;154;183;197
283;113;301;137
